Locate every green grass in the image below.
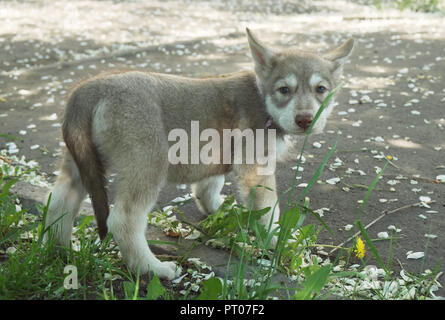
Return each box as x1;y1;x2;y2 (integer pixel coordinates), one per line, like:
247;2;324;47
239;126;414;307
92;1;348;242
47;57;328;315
0;169;441;299
0;188;123;299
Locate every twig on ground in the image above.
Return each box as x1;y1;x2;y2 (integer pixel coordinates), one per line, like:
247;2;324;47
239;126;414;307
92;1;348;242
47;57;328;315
329;200;437;256
0;155;12;164
341;181;386;191
383;174;440;184
342;16;407;21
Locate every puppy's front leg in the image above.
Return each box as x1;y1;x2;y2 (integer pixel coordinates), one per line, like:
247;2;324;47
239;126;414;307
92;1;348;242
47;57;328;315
235;165;280;246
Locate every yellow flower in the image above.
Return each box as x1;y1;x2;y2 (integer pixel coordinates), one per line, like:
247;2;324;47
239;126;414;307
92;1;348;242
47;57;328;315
386;155;393;161
354;237;365;259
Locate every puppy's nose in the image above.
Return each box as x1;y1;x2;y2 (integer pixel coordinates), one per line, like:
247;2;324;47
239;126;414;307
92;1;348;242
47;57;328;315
295;114;313;130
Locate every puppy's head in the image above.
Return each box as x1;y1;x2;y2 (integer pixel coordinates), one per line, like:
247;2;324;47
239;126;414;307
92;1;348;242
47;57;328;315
246;28;354;135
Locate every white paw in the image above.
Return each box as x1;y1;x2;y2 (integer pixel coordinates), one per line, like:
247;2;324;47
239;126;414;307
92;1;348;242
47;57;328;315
153;261;182;280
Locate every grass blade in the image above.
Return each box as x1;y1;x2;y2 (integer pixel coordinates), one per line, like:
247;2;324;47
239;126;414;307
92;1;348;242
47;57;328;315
306;85;343;135
293;265;332;300
356;162;388;220
302;205;334;235
146;239;180;247
286;84;343;208
0;133;21;141
356;220;387;273
298;134;339;203
353;160;389;272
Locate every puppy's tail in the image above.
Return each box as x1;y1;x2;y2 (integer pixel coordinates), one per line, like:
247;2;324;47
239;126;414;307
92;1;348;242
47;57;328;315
62;94;109;240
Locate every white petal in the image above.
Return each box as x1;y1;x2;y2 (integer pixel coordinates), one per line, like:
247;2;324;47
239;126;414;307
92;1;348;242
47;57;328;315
326;177;341;185
6;247;17;254
374;136;385;142
18;89;31;96
407;252;424;259
312;142;322;148
377;232;389;239
171;273;187;284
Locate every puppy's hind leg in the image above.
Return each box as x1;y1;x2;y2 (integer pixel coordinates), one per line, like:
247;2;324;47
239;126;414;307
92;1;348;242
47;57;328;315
107;167;181;280
44;152;87;247
191;175;225;214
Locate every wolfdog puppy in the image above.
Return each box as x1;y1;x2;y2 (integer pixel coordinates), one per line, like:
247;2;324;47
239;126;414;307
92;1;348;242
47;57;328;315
45;29;354;279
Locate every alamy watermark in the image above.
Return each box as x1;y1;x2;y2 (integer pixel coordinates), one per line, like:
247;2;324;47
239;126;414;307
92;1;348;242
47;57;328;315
63;265;78;290
167;121;277;175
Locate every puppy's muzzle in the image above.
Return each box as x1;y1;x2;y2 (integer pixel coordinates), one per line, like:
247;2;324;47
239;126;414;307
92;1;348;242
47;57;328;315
295;113;313;131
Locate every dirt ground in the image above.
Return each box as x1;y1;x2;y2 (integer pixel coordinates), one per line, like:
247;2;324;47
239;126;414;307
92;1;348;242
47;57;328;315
1;0;444;297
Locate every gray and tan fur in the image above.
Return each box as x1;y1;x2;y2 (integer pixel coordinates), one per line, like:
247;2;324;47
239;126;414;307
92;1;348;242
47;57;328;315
45;29;354;280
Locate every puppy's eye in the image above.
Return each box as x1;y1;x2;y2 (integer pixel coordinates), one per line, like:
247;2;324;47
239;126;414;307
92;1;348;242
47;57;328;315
316;85;327;94
278;86;290;95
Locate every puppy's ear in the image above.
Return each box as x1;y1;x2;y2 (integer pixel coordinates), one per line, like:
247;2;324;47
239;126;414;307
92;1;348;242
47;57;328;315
324;38;354;65
323;38;354;79
246;28;277;76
